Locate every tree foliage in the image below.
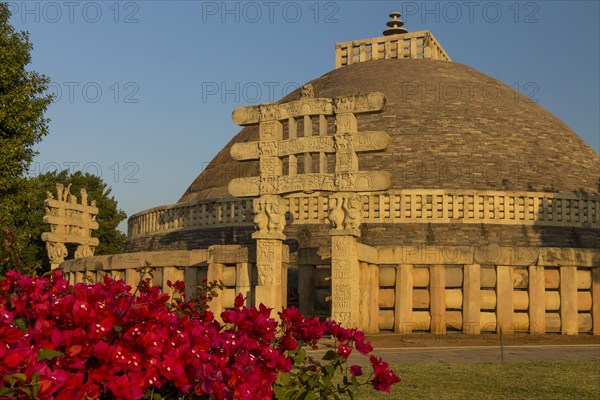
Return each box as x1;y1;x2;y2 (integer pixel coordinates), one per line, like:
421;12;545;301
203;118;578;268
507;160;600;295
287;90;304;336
0;1;53;269
0;2;52;200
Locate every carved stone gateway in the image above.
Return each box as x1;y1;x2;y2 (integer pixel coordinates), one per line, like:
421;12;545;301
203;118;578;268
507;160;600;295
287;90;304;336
229;85;391;324
41;184;99;269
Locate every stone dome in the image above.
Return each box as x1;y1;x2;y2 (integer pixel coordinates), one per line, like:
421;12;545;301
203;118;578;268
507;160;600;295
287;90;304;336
180;58;600;203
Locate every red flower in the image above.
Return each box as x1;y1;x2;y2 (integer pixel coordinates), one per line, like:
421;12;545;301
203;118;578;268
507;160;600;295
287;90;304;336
0;269;400;398
372;368;401;392
370;355;401;392
234;293;245;308
337;343;352;359
280;334;298;351
350;365;363;376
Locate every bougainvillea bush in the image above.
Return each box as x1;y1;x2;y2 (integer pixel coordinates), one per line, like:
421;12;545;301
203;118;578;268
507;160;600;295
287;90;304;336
0;269;400;399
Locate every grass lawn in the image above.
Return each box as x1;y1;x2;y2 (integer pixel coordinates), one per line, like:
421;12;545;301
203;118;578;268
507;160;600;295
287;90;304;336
353;360;600;400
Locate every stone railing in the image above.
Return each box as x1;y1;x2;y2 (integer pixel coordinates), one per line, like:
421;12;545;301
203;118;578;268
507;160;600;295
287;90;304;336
128;190;599;238
127;198;254;238
288;190;600;228
335;30;451;68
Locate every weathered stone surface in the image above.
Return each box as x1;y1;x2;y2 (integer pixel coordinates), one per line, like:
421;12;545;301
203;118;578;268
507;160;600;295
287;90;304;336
228;171;392;197
182;59;600;203
230;131;391;160
42;184;99;268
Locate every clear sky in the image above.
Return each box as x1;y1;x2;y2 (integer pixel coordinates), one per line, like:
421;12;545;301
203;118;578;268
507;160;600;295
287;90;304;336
7;0;600;232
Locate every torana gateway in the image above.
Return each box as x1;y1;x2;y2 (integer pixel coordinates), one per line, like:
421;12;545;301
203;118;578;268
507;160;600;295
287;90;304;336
60;14;600;336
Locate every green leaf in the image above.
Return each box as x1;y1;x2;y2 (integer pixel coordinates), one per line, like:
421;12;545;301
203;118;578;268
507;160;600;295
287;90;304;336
13;318;27;332
322;349;337;361
292;348;306;364
113;325;123;333
0;386;15;396
37;348;64;361
20;387;32;397
324;364;335;377
304;391;319;400
273;386;285;399
276;372;291;386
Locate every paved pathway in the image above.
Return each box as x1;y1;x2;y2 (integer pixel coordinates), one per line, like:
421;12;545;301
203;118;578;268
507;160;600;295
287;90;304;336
369;344;600;364
310;344;600;365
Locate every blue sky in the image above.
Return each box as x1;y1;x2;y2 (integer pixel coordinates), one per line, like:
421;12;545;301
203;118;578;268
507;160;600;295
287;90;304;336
7;0;600;232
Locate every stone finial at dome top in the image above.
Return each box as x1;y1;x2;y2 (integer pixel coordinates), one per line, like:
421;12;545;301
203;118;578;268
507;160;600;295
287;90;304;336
384;12;408;36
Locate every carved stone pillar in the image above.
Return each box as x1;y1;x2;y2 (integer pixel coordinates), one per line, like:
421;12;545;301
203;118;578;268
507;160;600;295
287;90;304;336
463;264;481;335
330;232;360;328
560;266;578;335
252;195;286;312
254;239;284;312
395;264;414;334
329;192;362;328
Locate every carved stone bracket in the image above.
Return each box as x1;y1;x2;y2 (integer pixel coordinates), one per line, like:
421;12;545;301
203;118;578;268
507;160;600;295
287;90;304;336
328;193;362;237
252;195;286;240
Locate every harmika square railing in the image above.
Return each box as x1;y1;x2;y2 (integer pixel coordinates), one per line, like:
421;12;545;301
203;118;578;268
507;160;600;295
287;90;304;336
335;30;451;69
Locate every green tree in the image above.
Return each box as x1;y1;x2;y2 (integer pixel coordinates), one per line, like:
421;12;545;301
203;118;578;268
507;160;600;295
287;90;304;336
0;2;53;235
10;170;127;272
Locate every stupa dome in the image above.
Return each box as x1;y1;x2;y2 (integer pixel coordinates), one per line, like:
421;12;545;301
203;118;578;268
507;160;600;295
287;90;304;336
180;58;600;203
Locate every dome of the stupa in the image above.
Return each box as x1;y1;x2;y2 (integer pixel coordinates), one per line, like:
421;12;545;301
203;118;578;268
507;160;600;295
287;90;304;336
125;25;599;254
179;58;599;204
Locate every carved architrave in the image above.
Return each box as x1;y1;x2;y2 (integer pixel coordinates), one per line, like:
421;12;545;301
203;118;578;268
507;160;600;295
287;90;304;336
228;171;392;197
232;98;334;125
231;131;391;161
41;232;99;247
333;92;386;114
